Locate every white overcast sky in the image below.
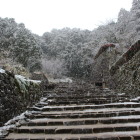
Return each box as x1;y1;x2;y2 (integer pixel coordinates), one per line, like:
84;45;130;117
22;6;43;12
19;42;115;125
0;0;133;35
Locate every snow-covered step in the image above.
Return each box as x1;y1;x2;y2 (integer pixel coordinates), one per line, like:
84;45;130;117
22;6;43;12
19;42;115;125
23;116;140;126
25;110;140;119
1;82;140;139
3;131;140;140
28;102;140;112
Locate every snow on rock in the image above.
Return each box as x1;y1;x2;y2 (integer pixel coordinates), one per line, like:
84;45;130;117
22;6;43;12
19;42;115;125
27;79;41;83
49;77;73;83
0;68;5;73
4;111;28;126
130;96;140;102
118;93;126;96
15;75;41;84
40;97;48;102
0;109;41;137
15;75;41;94
0;112;27;137
15;75;26;80
0;125;14;138
60;78;73;83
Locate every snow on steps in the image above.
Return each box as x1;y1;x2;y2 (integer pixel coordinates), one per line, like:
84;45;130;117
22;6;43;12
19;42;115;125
1;82;140;140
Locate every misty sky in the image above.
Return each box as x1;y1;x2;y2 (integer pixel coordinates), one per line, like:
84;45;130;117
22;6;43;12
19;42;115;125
0;0;133;35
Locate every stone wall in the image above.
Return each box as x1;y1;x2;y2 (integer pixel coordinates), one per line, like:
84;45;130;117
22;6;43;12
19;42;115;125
91;51;110;87
91;44;121;88
110;50;140;95
0;69;43;126
92;40;140;93
110;40;140;76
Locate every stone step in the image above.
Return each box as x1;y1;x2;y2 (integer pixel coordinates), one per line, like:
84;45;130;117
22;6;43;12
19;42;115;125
3;131;140;139
2;82;140;139
45;100;131;105
45;99;130;104
40;109;137;115
40;107;139;113
29;103;140;111
24;116;140;126
29;114;140;121
26;110;140;119
46;95;131;99
8;122;140;135
45;97;129;101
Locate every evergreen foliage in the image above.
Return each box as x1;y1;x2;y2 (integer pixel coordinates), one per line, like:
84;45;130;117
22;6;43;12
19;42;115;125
0;0;139;78
0;18;42;72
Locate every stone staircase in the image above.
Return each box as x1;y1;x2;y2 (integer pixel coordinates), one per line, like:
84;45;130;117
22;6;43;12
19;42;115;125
1;82;140;140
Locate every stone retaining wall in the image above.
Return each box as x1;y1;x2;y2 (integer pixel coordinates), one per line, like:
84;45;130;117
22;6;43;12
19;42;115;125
110;50;140;95
91;51;110;87
91;44;120;88
0;69;43;126
110;40;140;76
92;40;140;94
